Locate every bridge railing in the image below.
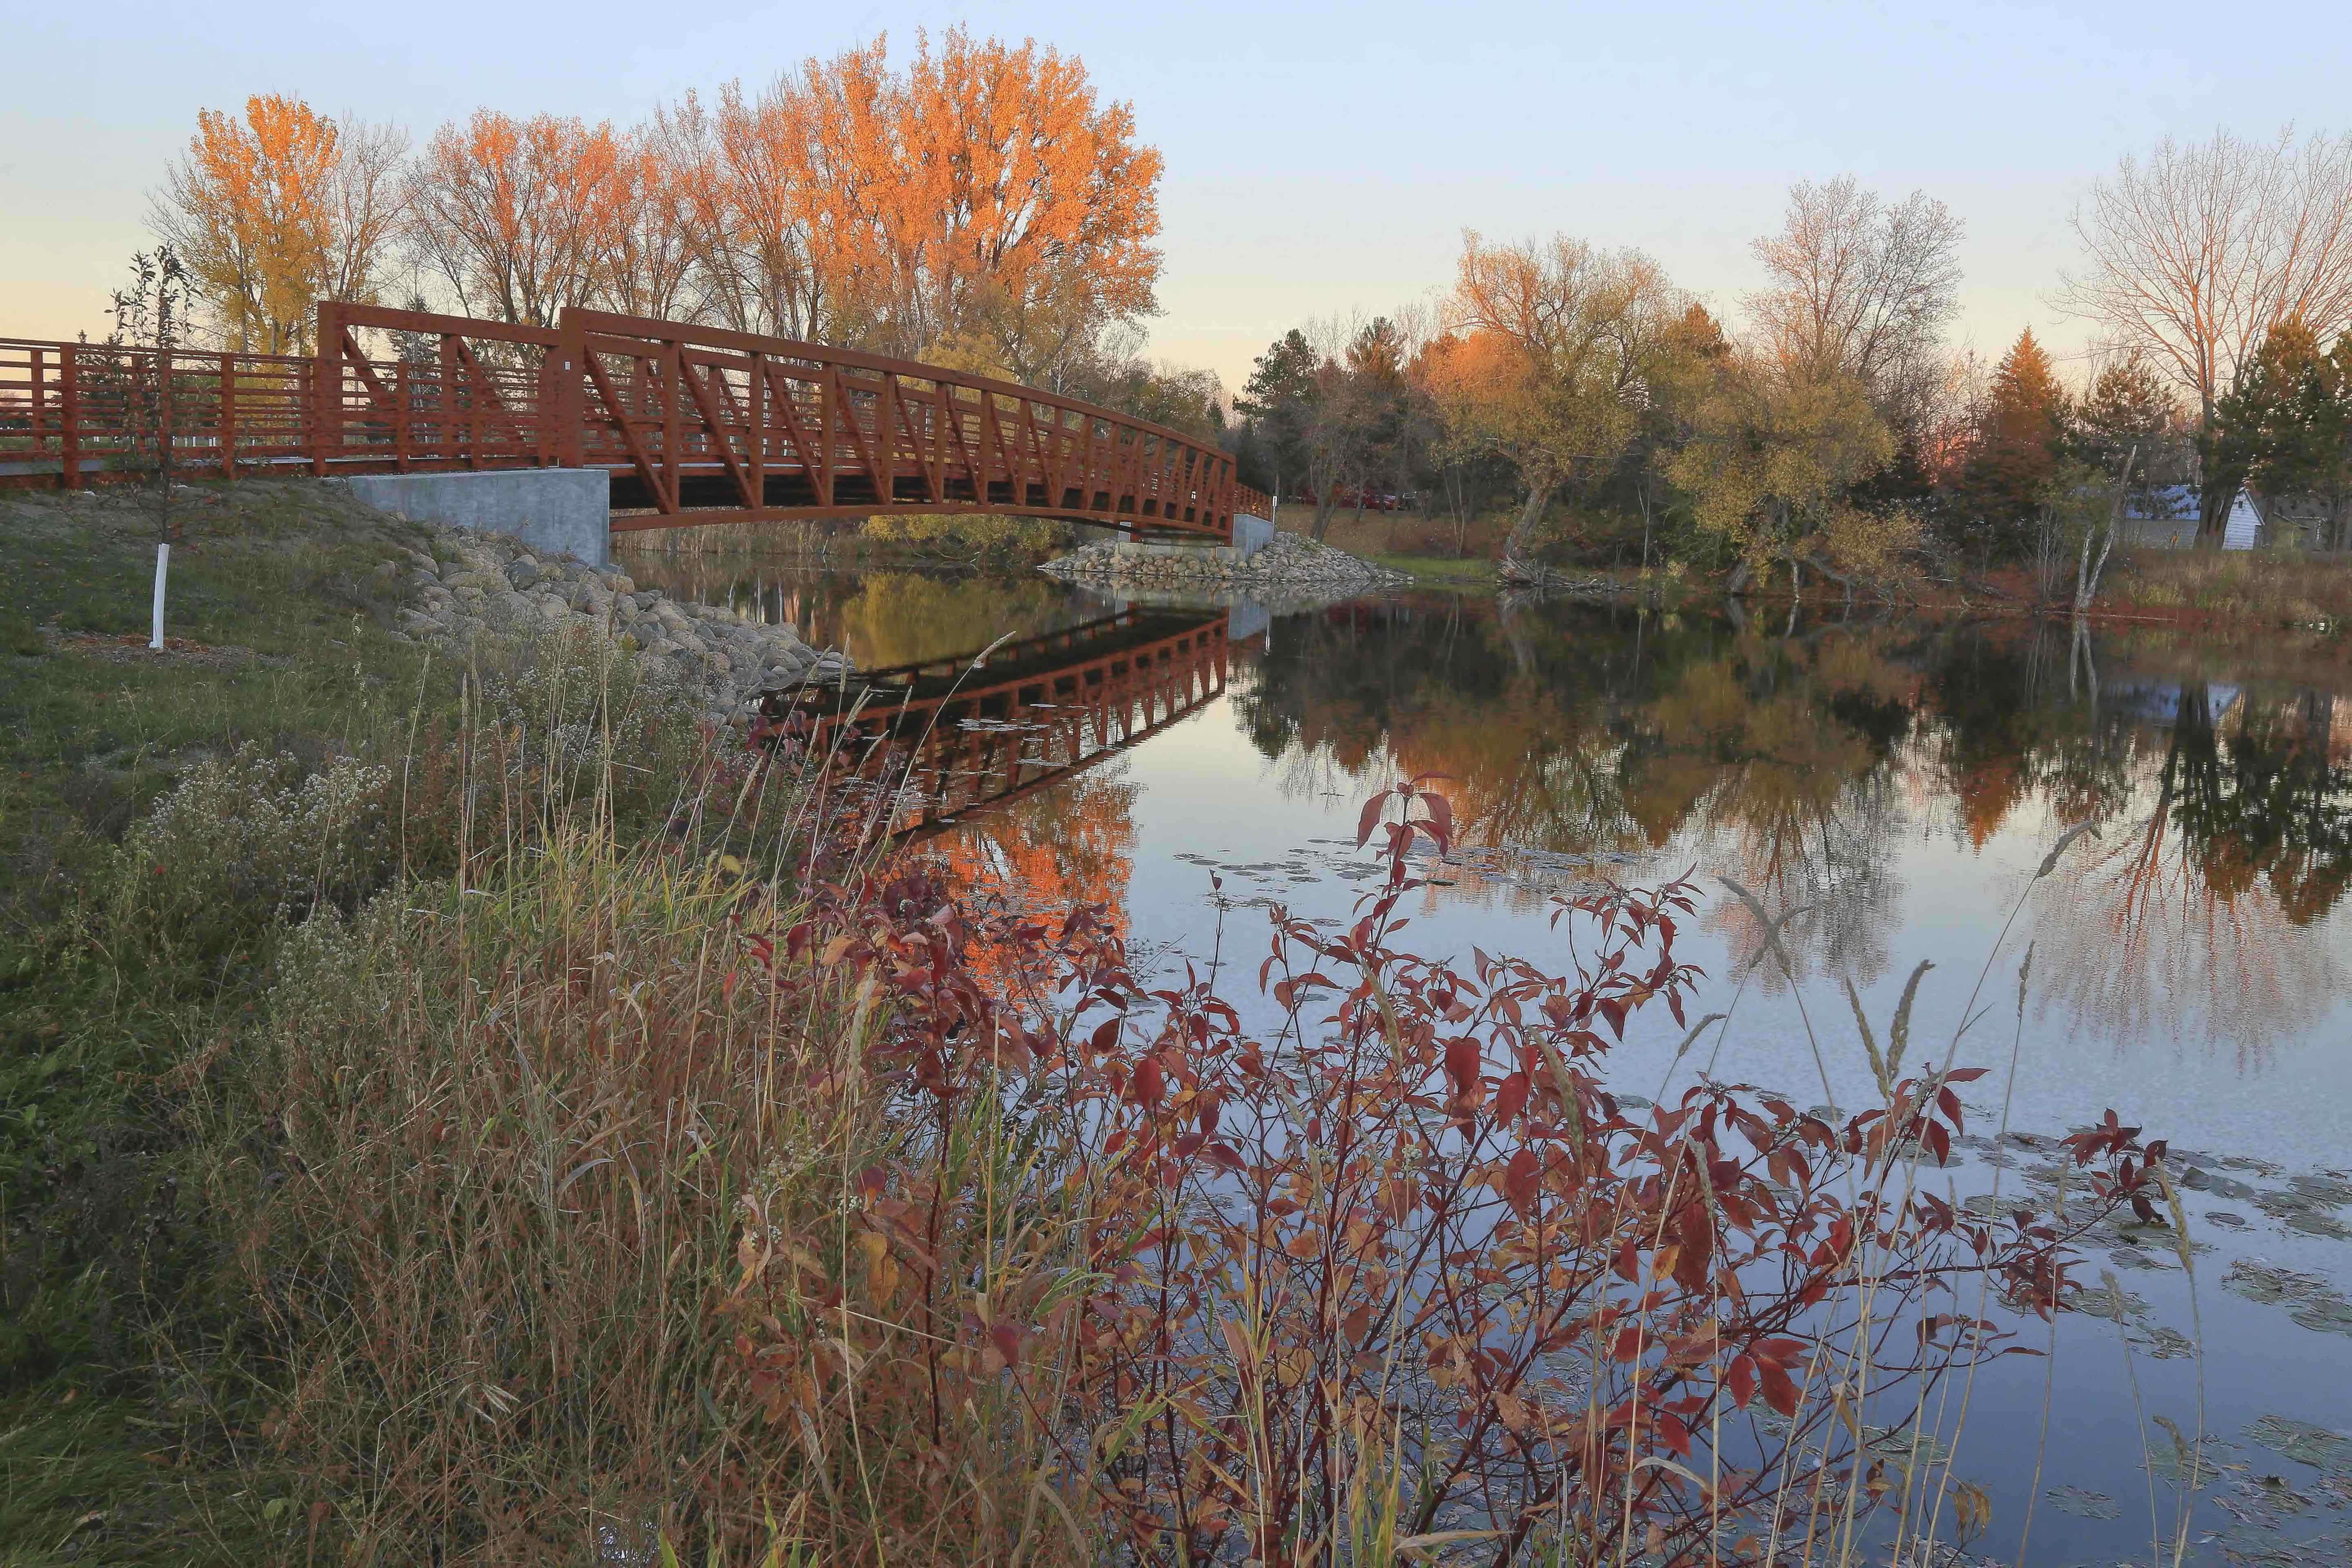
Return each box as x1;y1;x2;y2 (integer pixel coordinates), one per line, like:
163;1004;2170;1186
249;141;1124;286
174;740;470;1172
0;337;320;484
4;305;1249;541
314;304;562;473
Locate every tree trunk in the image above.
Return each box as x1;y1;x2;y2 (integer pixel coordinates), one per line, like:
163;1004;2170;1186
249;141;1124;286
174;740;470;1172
1311;494;1340;543
1724;559;1754;597
1447;467;1473;557
2076;445;2136;613
1500;485;1551;564
2195;475;2233;549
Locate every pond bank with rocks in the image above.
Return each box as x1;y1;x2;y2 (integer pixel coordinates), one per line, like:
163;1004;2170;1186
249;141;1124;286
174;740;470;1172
1040;530;1412;597
386;525;845;731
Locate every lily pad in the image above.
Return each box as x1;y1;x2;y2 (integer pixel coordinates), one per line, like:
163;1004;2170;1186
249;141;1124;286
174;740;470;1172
2045;1483;2120;1519
2141;1434;2228;1488
2288;1297;2352;1337
2069;1280;2149;1321
2286;1174;2352;1207
2281;1209;2352;1241
2246;1415;2352;1472
1862;1423;1953;1468
2225;1261;2326;1306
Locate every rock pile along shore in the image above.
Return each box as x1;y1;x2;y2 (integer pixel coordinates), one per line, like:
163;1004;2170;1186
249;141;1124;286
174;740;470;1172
1039;530;1413;595
387;526;844;731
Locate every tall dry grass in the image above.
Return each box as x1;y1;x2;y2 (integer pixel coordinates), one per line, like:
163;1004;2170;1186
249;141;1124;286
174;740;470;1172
184;631;1110;1563
210;832;976;1560
2113;543;2352;626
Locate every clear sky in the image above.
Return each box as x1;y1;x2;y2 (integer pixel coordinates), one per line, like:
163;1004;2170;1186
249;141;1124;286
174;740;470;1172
5;0;2347;390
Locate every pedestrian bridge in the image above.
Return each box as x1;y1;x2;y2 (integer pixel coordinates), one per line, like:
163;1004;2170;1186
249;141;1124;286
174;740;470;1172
0;302;1264;542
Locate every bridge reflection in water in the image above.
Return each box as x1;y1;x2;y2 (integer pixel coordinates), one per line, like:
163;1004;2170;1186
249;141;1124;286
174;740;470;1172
759;606;1238;845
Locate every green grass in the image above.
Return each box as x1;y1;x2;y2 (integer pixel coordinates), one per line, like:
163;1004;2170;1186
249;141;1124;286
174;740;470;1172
0;481;449;1562
1364;550;1498;587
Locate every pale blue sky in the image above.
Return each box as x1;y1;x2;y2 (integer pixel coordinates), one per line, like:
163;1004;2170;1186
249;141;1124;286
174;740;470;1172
5;0;2345;388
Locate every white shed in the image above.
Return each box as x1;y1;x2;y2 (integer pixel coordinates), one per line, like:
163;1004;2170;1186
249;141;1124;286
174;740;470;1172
2219;488;2263;550
2121;485;2265;550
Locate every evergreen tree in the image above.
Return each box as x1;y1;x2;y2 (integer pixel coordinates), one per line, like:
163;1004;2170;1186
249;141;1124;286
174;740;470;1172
1340;317;1412;506
1959;329;2069;555
1234;329;1322;499
2071;352;2186;527
2211;318;2352;548
2075;354;2176;473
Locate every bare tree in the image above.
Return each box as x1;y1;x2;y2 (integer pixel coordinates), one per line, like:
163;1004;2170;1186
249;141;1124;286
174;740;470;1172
320;118;410;312
593;129;701;321
653;83;826;339
405;110;623;330
107;249;192;647
1748;175;1964;424
2057;127;2352;539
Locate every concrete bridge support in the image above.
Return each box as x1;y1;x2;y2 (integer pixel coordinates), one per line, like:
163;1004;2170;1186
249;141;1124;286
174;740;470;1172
331;469;612;568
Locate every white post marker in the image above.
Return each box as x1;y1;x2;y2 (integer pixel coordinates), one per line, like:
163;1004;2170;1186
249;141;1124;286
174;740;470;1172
150;541;170;650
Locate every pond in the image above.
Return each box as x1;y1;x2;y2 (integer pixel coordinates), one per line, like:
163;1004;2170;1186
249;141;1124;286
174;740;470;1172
632;549;2352;1564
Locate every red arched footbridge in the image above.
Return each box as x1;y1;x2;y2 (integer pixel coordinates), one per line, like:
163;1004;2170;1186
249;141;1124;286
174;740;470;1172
0;302;1265;541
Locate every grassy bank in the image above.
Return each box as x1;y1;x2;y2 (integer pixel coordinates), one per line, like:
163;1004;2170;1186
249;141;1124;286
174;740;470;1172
2;483;432;1560
1362;550;1499;587
1316;497;2352;630
0;482;724;1560
2096;546;2352;629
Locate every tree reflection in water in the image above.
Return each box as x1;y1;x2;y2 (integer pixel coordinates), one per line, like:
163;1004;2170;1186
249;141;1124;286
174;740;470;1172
1239;595;2352;1056
2031;666;2351;1060
752;576;2351;1066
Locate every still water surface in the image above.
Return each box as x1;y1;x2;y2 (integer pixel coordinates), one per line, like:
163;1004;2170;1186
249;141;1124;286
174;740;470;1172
635;551;2352;1563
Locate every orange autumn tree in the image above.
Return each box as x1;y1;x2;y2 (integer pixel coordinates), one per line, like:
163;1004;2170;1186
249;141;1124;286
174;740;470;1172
662;31;1162;374
888;28;1162;380
655;42;893;341
152;94;405;353
406;110;624;329
596;129;699;321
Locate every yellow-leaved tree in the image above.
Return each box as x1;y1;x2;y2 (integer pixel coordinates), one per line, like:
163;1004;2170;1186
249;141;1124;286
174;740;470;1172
1427;232;1682;566
152;94;406;354
658;29;1163;377
1665;350;1915;598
